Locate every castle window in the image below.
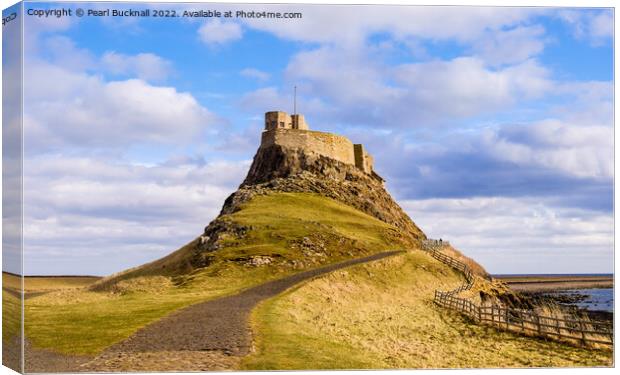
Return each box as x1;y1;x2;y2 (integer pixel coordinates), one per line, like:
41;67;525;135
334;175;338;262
279;122;285;128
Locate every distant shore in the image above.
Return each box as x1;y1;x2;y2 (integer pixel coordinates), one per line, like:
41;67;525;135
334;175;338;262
494;274;613;292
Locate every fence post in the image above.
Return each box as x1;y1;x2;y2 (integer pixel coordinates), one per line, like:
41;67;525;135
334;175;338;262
424;241;611;349
579;320;586;346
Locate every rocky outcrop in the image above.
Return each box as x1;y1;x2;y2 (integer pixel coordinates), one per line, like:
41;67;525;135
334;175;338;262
99;137;427;283
217;144;425;243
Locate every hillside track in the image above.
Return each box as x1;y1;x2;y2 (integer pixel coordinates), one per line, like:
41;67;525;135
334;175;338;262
102;250;403;356
26;250;403;372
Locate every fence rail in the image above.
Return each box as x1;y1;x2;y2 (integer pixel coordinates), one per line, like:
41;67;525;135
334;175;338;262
421;239;613;347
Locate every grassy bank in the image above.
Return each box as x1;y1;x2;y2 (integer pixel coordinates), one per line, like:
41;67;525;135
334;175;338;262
2;290;21;343
22;276;101;292
23;192;411;355
243;252;612;369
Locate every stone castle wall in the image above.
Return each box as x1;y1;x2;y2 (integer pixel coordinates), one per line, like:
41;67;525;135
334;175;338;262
353;144;373;174
261;129;356;166
265;111;309;131
260;111;382;183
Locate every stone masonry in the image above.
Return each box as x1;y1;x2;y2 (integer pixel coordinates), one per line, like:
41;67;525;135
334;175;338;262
262;111;383;182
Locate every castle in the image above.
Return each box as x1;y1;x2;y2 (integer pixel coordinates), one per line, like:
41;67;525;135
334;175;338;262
261;111;384;183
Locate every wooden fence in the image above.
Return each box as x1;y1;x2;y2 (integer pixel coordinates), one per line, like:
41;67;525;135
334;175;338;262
421;240;613;347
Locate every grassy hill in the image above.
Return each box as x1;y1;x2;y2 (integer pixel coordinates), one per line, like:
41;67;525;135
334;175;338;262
23;192;414;355
14;191;609;369
243;252;612;369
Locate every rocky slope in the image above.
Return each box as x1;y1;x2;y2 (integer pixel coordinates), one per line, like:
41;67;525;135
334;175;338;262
94;139;485;286
236;145;422;237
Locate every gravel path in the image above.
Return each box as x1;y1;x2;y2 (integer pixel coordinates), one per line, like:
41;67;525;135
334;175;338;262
102;250;402;356
25;250;403;372
25;339;94;373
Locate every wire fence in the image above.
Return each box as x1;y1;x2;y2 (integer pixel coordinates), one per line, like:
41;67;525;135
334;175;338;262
421;239;613;347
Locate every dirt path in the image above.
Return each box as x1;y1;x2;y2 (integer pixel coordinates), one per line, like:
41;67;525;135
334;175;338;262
28;250;403;372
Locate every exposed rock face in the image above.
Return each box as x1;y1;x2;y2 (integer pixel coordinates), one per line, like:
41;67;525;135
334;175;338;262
93;138;429;286
206;143;425;246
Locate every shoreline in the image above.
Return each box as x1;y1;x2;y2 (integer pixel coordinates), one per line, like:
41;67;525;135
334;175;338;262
495;275;613;292
495;275;613;321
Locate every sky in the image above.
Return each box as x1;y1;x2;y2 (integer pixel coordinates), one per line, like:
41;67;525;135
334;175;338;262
3;1;614;275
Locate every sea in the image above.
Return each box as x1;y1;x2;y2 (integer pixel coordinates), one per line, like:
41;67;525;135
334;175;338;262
548;288;614;313
493;274;614;313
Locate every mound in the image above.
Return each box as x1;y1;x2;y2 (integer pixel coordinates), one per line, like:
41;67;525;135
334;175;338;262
92;192;416;289
96;116;485;288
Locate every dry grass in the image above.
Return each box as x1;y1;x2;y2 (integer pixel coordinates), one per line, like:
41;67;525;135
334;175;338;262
3;273;101;293
23;277;101;292
22;192;412;355
527;303;611;349
81;351;240;372
244;251;612;370
441;245;488;277
2;272;21;290
470;291;613;349
103;276;173;295
2;290;21;343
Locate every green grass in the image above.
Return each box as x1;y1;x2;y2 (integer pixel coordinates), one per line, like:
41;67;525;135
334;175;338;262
24;192;411;355
242;251;612;369
2;290;21;344
2;272;21;291
4;272;100;292
215;193;404;261
23;276;101;292
25;265;282;354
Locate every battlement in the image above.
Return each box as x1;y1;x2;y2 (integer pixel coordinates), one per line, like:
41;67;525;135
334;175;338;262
262;111;384;183
265;111;308;131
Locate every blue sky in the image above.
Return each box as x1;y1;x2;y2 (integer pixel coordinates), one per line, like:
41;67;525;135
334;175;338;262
8;1;613;275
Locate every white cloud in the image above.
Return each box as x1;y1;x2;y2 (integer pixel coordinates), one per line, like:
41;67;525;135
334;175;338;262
472;25;546;65
483;120;613;180
101;51;172;82
240;68;270;82
279;46;553;126
589;11;614;40
288;46;403;107
242;5;542;47
23;156;251;275
18;33;230;275
401;197;613;274
239;86;328;120
240;87;290;111
551;81;614;127
43;35;97;71
24;60;214;151
393;57;551;119
558;9;613;45
198;19;243;46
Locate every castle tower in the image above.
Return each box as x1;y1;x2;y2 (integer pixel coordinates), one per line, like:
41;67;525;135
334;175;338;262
353;144;374;174
261;110;383;185
265;111;292;131
291;114;308;130
265;111;310;131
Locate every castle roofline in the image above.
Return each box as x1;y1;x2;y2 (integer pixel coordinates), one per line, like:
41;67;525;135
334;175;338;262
265;110;308;131
260;112;383;185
